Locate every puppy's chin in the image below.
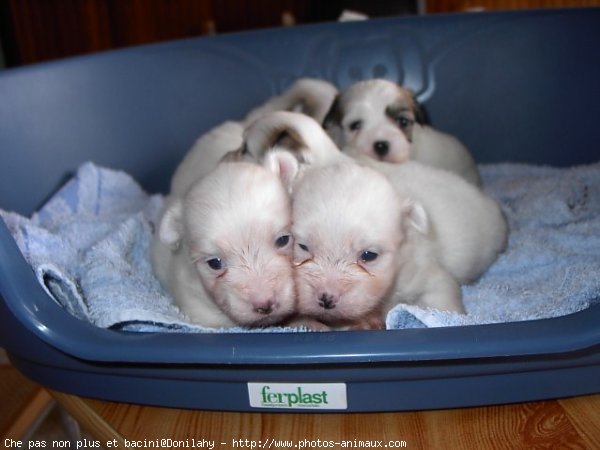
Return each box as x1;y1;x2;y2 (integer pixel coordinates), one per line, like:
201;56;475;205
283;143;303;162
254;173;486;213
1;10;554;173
294;265;394;326
204;259;296;327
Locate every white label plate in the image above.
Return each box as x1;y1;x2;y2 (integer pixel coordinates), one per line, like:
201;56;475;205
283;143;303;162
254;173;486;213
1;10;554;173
248;382;347;410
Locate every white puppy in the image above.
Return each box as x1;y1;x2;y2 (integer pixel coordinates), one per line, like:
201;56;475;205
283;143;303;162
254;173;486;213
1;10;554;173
151;159;296;328
247;112;508;328
291;162;458;329
323;79;482;186
169;78;338;197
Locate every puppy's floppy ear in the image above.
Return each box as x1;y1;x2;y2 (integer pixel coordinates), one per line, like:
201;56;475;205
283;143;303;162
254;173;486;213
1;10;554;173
220;143;255;163
322;94;342;130
322;94;345;146
407;89;426;125
264;150;300;193
158;198;184;248
271;128;306;153
402;199;429;235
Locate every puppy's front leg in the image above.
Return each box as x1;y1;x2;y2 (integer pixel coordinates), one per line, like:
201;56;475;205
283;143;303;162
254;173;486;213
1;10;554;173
419;268;466;314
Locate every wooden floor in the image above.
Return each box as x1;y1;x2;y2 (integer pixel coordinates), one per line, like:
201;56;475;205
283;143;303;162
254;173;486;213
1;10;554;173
2;350;600;449
50;390;600;449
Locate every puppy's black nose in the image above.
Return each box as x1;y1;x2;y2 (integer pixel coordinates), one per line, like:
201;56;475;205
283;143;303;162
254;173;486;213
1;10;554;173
255;305;273;315
253;300;274;315
373;141;390;157
318;294;336;310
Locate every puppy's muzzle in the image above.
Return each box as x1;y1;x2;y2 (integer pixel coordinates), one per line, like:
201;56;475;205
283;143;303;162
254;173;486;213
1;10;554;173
318;293;337;310
373;141;390;158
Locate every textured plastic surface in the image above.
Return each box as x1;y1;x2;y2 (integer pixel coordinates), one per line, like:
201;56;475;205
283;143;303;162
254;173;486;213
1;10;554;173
1;8;599;412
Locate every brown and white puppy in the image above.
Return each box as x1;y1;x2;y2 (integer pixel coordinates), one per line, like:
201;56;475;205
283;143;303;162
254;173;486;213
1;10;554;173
290;162;465;330
323;79;482;186
151;159;296;328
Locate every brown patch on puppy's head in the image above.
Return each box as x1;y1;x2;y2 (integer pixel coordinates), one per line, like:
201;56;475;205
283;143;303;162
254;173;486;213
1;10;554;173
243;111;343;167
244;117;310;163
219;142;255;163
269;128;309;162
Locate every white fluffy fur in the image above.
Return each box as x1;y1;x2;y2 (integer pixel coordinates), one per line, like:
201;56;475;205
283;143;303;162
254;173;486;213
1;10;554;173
151;161;296;328
323;79;482;186
252;112;508;328
358;158;508;285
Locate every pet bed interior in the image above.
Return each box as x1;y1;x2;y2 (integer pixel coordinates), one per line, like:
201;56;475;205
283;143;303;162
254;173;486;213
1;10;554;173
1;161;598;333
1;8;599;412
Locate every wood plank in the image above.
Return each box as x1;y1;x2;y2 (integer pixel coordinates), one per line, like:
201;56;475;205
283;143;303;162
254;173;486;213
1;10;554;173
0;365;43;438
559;395;600;449
49;391;127;447
48;392;600;449
426;0;600;13
3;389;54;440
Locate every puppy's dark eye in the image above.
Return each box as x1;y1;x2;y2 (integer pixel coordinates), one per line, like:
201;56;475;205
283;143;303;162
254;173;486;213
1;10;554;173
275;235;290;248
206;258;224;271
298;243;309;252
395;116;412;129
360;251;378;263
349;120;362;131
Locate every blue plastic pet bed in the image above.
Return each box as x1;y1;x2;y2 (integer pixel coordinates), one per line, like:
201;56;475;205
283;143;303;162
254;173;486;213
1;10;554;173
1;8;599;412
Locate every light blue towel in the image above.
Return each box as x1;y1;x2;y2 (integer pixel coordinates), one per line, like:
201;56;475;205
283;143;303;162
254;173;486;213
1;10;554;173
2;161;599;332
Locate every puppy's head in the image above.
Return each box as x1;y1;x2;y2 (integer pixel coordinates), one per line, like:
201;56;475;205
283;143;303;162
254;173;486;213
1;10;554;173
323;79;423;163
158;159;298;327
242;111;343;167
290;162;427;328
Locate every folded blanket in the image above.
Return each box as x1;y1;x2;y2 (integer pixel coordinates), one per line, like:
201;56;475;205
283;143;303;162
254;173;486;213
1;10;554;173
2;161;599;332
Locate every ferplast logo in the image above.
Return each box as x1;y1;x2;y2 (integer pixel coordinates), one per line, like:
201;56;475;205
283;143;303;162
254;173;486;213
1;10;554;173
261;385;328;407
248;383;347;410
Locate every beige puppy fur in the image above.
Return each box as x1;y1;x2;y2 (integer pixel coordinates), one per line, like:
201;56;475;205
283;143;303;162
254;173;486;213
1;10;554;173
323;79;482;186
245;112;508;328
169;78;338;197
359;158;507;285
291;162;464;330
151;160;296;328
